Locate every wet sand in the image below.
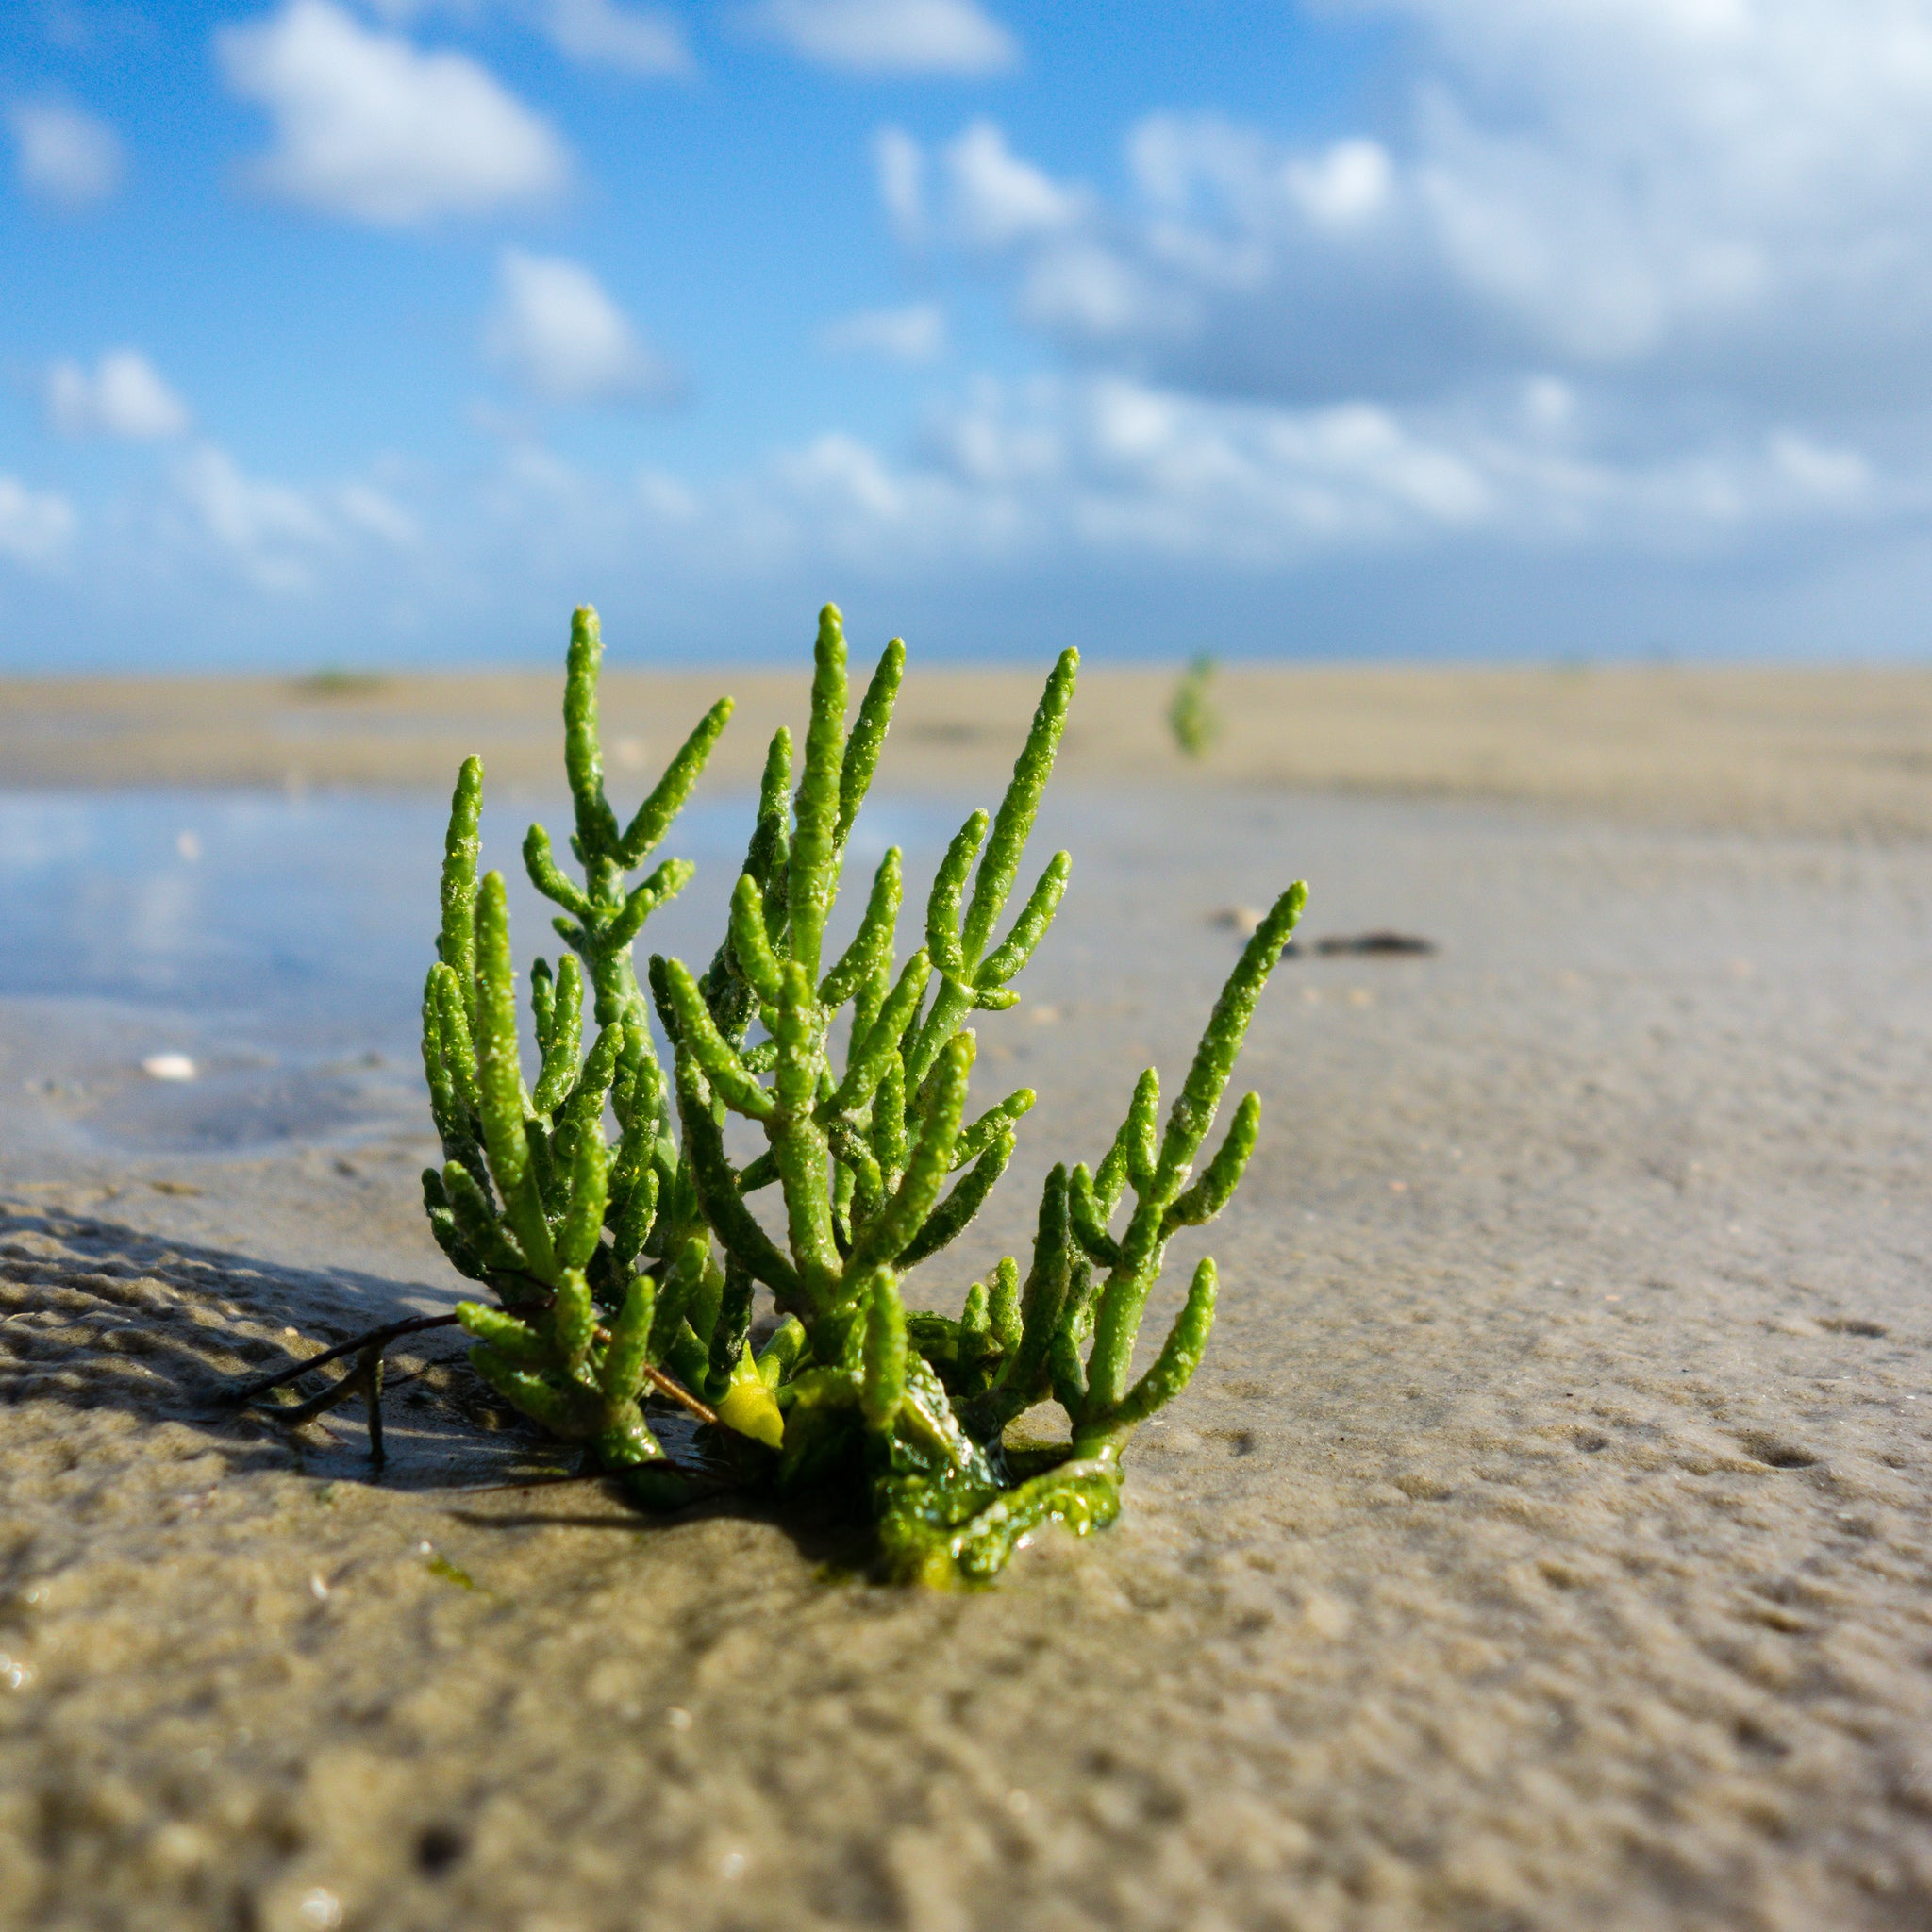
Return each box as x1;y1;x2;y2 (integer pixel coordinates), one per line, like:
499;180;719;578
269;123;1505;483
3;694;1932;1929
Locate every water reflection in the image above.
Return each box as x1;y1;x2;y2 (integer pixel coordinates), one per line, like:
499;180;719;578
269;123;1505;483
0;789;976;1153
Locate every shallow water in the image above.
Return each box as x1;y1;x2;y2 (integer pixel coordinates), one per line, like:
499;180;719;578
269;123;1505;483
0;782;1375;1167
0;788;973;1156
0;789;747;1042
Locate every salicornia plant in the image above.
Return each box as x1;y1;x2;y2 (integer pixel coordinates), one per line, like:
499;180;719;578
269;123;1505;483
414;602;1303;1582
1167;651;1221;758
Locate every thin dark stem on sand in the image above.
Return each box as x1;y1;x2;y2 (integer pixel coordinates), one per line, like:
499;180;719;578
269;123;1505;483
228;1310;720;1432
225;1312;460;1403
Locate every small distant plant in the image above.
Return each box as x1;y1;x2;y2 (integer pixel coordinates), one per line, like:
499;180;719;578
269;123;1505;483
1167;652;1221;759
259;605;1300;1583
293;667;388;699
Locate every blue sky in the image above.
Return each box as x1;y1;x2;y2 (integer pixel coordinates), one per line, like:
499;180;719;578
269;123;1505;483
4;0;1932;669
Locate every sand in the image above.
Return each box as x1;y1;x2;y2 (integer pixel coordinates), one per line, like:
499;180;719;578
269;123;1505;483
8;659;1932;837
3;688;1932;1931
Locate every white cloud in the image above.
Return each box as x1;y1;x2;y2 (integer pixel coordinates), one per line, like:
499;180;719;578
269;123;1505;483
0;477;76;568
1352;0;1932;372
1020;242;1168;338
18;374;1914;658
166;444;417;591
1521;376;1575;433
944;120;1085;248
172;444;333;591
747;0;1017;75
893;4;1932;431
820;301;946;362
1766;431;1872;501
902;378;1504;563
874;126;925;244
1288;139;1394;229
484;249;674;405
9;101;123;208
361;0;691;74
336;481;422;544
542;374;1899;588
219;0;569;225
540;0;690;75
906;112;1436;388
46;350;192;440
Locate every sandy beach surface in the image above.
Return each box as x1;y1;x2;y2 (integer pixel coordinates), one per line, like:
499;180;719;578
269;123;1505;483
8;659;1932;837
2;675;1931;1931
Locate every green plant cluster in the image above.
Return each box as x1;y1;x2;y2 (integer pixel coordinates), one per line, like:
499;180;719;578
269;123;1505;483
420;604;1303;1583
1168;652;1222;759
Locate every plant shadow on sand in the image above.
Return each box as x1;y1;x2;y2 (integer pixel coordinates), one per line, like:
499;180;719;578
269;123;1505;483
0;1201;879;1569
